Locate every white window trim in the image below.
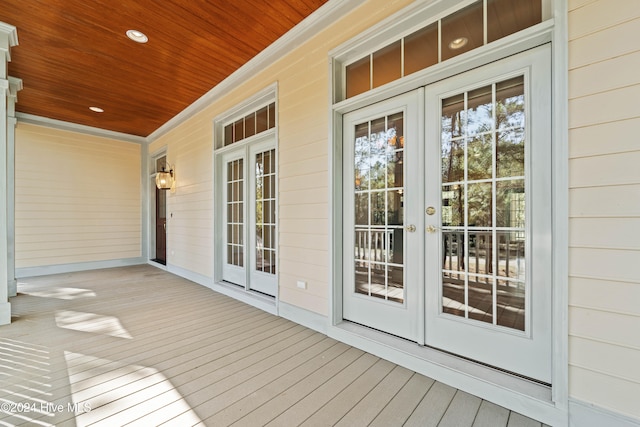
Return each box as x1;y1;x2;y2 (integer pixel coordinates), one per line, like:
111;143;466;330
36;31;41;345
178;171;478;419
211;84;280;315
327;1;568;425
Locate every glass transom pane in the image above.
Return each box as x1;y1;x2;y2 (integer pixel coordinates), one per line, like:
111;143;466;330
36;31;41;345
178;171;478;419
224;102;276;146
343;1;541;99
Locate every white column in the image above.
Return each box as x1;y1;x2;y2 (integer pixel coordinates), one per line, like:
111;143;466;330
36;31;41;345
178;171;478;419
7;77;22;298
0;22;18;325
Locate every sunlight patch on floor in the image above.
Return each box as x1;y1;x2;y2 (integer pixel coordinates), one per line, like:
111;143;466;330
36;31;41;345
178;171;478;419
64;351;203;426
24;287;97;300
0;339;56;427
54;311;132;339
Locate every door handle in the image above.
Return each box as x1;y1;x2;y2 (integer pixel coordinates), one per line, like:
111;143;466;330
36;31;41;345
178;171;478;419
405;224;416;233
426;225;438;234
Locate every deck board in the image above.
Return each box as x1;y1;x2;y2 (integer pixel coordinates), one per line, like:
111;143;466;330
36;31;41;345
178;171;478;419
369;373;434;426
333;365;414;426
300;358;397;426
473;400;510;427
0;265;545;426
404;381;458;427
438;390;482;427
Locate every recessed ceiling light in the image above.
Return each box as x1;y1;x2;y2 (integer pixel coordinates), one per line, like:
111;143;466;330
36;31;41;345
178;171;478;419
126;29;148;43
449;37;468;50
89;106;104;113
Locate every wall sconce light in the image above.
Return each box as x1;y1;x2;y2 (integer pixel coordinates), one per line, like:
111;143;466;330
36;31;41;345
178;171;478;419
156;163;175;190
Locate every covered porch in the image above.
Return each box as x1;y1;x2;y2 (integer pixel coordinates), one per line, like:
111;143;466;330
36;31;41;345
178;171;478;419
0;265;547;426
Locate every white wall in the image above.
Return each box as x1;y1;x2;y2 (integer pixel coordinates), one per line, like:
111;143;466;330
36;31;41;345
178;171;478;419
568;0;640;420
15;123;141;271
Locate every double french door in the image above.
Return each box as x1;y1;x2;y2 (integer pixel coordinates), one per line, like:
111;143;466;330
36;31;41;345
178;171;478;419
342;45;552;382
221;137;277;297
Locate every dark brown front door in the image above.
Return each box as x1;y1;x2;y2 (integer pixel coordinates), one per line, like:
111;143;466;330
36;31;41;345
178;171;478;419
155;186;167;264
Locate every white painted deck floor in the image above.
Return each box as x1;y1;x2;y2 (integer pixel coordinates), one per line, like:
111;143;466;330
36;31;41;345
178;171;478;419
0;265;549;426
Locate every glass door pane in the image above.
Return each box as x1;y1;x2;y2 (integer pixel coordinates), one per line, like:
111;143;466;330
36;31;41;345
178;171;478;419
440;76;526;330
354;113;405;303
227;159;244;268
250;145;277;297
255;149;276;275
343;89;422;342
223;156;246;286
425;45;552;382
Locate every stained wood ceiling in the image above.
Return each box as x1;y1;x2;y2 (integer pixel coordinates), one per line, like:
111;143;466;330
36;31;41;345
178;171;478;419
1;0;328;137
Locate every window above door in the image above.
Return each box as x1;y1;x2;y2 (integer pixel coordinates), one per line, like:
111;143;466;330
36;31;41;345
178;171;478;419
331;0;553;106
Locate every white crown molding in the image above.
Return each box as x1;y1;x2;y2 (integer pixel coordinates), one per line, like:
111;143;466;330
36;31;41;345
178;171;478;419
0;22;18;44
147;0;366;142
8;76;22;96
16;112;147;144
0;22;18;62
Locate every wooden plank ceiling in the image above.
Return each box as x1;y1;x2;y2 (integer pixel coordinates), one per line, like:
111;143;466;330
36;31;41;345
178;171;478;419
0;0;328;137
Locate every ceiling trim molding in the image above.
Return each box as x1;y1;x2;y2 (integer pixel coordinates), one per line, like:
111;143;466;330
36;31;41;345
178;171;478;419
16;113;147;144
0;22;18;62
0;22;18;45
147;0;366;142
8;76;22;96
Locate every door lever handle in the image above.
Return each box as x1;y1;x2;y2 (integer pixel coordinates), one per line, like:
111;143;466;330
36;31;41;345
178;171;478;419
405;224;416;233
426;225;438;234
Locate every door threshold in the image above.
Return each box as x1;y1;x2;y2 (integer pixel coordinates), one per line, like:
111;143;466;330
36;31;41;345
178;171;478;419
151;258;166;266
210;281;277;316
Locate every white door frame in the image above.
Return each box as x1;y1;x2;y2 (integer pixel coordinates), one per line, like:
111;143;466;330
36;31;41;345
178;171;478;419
327;2;569;425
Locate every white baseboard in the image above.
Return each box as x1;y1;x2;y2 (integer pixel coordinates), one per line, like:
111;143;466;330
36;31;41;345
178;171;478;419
0;301;11;326
165;264;278;316
208;281;277;315
15;258;146;278
569;399;640;427
166;263;210;287
279;301;328;334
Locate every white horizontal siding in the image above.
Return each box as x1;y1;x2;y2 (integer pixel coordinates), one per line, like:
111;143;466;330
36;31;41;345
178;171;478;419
568;17;640;69
149;117;213;278
15;123;141;269
570;277;640;316
569;218;640;250
569;152;640;188
570;185;640;217
568;0;640;420
569;50;640;99
569;118;640;158
568;0;639;39
569;366;640;420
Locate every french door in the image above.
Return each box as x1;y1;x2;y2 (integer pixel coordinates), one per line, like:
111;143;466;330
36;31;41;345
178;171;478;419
342;90;422;341
221;137;277;297
343;45;552;382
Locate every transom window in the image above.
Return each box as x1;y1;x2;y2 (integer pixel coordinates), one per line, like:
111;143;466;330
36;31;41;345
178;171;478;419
345;0;542;99
214;86;278;297
224;102;276;146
